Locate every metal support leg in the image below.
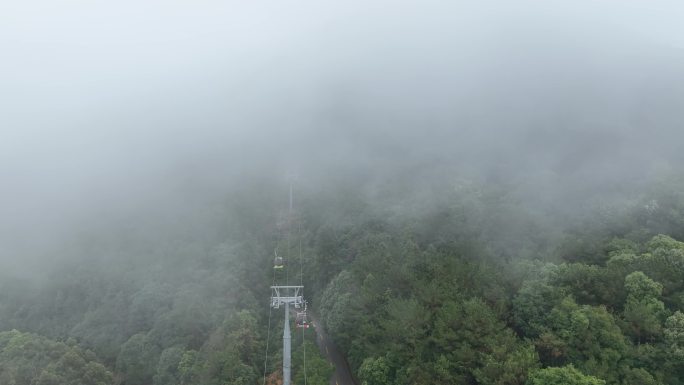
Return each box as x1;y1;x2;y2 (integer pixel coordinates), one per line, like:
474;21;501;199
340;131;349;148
283;302;291;385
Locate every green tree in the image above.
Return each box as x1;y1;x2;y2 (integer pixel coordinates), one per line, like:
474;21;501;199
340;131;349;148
540;297;629;383
513;265;566;337
177;350;199;385
153;346;184;385
0;330;112;385
665;311;684;357
433;298;539;384
358;356;391;385
623;272;666;343
526;365;606;385
293;341;333;385
116;333;159;385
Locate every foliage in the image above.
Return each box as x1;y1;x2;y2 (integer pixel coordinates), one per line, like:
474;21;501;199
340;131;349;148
0;330;112;385
623;272;666;342
3;178;684;384
526;365;605;385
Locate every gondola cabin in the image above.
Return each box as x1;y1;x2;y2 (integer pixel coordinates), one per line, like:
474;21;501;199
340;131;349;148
295;311;309;329
274;256;284;269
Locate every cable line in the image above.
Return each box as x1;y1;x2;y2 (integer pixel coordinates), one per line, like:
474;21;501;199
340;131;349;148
265;174;307;385
298;217;307;385
262;266;277;385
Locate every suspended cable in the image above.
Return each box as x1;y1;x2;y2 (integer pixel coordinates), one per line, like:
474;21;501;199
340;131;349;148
264;178;293;383
265;174;308;385
286;227;290;286
303;324;307;385
287;177;295;286
262;266;276;385
296;189;308;385
299;216;303;286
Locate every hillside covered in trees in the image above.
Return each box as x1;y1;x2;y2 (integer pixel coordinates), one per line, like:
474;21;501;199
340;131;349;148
2;172;684;384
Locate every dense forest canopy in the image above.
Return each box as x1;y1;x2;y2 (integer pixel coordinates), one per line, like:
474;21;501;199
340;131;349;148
1;0;684;384
3;172;684;384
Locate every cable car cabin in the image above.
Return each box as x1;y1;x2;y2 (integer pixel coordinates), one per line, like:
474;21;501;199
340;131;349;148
295;311;309;329
273;256;284;269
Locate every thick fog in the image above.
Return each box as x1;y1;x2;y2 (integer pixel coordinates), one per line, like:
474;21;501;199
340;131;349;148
1;0;683;271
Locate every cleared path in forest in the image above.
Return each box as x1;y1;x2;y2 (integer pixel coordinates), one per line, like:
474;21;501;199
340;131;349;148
309;313;358;385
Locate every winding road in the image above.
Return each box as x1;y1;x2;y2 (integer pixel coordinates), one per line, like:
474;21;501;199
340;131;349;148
309;313;358;385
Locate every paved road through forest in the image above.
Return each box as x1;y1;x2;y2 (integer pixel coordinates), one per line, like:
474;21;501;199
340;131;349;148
309;313;358;385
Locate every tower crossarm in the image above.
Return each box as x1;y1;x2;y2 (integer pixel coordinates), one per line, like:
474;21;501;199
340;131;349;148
270;285;304;309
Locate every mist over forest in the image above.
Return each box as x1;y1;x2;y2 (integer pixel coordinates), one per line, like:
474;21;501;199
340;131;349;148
1;1;684;384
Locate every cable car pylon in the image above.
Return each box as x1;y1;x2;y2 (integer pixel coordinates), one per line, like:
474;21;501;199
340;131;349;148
270;285;304;385
267;173;306;385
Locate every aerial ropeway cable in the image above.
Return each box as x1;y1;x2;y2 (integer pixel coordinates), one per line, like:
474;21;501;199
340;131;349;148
295;217;310;329
263;175;308;385
295;183;308;385
262;256;277;385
